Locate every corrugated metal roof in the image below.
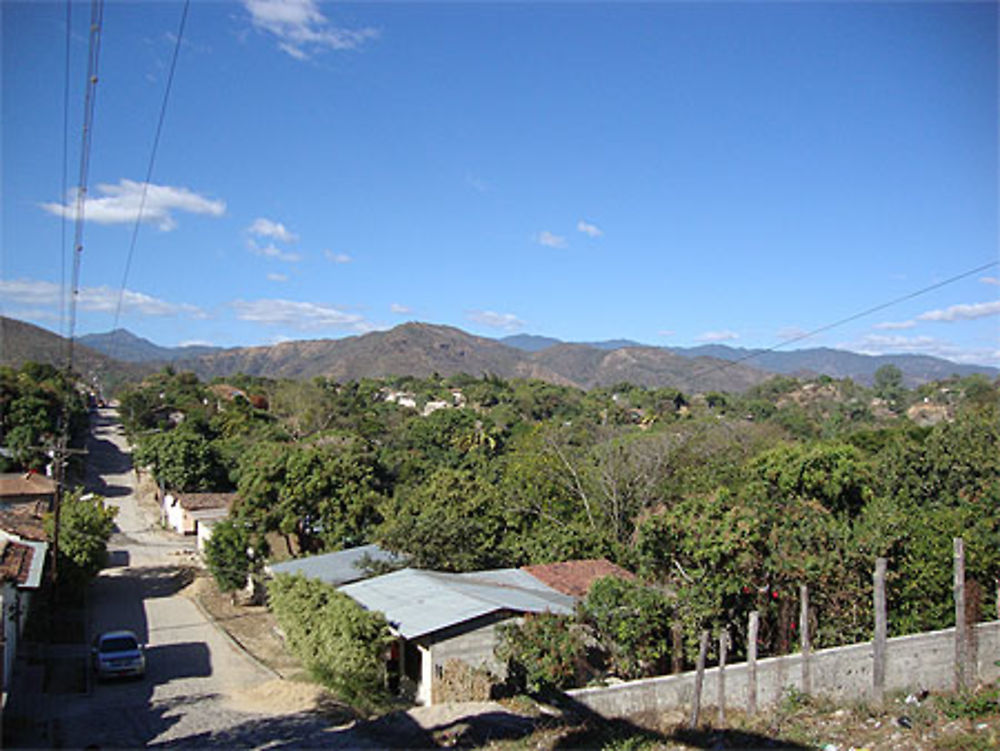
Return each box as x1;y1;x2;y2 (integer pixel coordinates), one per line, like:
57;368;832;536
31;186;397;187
267;544;401;587
339;567;575;640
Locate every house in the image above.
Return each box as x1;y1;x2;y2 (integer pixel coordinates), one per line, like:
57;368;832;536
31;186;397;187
0;534;47;708
161;492;236;536
521;559;636;598
267;543;402;587
340;567;575;705
0;473;57;511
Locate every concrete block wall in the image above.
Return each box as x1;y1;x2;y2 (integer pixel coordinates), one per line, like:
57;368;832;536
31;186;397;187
567;620;1000;718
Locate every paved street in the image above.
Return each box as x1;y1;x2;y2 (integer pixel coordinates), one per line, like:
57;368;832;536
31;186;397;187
6;408;366;748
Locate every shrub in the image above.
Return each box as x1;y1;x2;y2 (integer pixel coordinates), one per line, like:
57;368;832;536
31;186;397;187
267;573;392;710
496;612;585;693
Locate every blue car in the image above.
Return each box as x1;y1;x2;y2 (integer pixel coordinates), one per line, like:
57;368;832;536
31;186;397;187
92;630;146;680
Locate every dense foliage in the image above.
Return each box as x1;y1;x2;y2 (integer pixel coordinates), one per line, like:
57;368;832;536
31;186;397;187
0;362;88;472
120;366;1000;679
267;573;392;708
44;488;118;586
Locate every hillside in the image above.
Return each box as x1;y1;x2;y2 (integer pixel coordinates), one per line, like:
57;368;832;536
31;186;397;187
172;323;770;392
78;329;221;362
0;316;149;390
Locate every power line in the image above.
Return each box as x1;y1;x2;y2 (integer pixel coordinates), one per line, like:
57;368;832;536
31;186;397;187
110;0;191;356
688;259;1000;384
59;0;72;341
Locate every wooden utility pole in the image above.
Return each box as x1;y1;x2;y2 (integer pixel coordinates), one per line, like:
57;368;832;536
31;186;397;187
873;558;887;703
800;584;811;695
747;611;759;716
954;538;968;691
689;629;710;729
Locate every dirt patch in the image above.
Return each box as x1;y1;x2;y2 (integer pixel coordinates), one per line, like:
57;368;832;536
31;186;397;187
187;573;303;679
225;678;355;721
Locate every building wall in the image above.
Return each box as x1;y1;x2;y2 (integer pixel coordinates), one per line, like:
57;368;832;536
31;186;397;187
567;621;1000;718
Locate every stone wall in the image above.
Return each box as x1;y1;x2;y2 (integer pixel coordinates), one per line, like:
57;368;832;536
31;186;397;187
567;621;1000;718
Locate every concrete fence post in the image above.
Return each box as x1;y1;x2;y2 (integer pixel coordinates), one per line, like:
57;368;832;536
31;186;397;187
689;629;710;729
955;537;968;691
717;628;728;727
800;583;811;695
747;610;759;716
873;557;887;703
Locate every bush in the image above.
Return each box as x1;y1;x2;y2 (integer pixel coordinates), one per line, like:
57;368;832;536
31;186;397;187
496;612;586;694
44;488;118;586
267;573;392;710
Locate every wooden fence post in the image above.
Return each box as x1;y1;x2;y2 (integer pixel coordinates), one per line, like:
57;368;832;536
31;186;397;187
873;557;887;703
689;629;710;729
717;628;728;727
747;611;759;716
800;583;811;695
955;537;968;691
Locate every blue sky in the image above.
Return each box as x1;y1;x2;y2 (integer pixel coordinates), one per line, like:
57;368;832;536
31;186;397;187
3;1;998;366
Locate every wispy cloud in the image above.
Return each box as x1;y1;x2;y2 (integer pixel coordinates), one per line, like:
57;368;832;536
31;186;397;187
243;0;378;60
536;230;567;249
873;320;916;331
324;250;352;264
249;241;302;263
848;333;998;364
577;220;603;238
249;217;298;244
41;179;225;231
980;276;999;286
466;309;525;332
695;330;739;343
0;277;205;317
917;300;1000;323
267;272;289;282
390;303;411;314
232;298;365;330
658;329;676;337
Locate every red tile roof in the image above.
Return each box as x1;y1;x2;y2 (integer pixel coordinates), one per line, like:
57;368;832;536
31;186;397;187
522;558;635;598
0;540;35;586
0;473;57;498
0;505;47;541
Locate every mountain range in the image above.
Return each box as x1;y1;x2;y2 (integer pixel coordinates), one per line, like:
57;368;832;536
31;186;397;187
3;316;995;394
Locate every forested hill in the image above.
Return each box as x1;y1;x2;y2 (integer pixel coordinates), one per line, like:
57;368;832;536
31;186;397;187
167;323;774;393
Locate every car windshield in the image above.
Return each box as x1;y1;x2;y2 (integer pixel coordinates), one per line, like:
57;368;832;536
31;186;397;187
101;636;138;652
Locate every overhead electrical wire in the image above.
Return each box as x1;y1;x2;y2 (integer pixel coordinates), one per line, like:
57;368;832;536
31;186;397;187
110;0;191;356
59;0;72;341
688;258;1000;383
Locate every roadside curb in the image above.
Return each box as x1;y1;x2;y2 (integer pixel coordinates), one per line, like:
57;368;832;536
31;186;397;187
189;588;282;681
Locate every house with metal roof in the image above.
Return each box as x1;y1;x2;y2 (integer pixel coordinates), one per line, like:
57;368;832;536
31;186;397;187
0;533;48;707
339;567;575;705
267;543;402;588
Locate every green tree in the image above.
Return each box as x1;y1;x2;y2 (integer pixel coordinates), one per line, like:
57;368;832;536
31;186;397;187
45;489;118;584
580;576;673;679
132;426;227;492
204;518;251;597
873;364;906;413
268;573;392;709
496;612;585;693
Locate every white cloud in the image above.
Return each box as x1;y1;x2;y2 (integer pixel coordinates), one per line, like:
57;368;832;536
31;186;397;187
41;179;225;231
267;272;289;282
179;339;215;347
244;0;378;60
536;230;567;249
980;276;999;286
466;310;525;332
390;303;411;314
249;217;298;243
695;330;739;343
873;320;917;331
777;326;809;340
658;329;676;337
232;298;365;330
577;220;603;238
847;334;1000;366
0;277;205;318
917;300;1000;323
324;250;352;264
249;241;302;263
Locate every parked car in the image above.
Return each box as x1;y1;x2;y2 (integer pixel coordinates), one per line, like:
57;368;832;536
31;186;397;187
92;630;146;680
